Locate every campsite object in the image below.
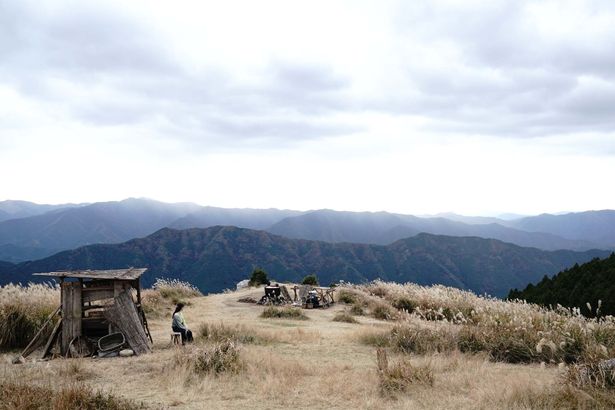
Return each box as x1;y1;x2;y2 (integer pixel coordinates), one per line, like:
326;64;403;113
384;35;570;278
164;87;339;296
98;332;126;352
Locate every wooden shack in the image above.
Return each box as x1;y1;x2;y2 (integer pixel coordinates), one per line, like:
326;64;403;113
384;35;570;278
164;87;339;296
30;268;152;358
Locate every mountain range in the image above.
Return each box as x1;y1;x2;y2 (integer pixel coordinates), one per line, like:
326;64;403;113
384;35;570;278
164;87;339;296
0;200;84;222
0;198;613;263
0;226;609;297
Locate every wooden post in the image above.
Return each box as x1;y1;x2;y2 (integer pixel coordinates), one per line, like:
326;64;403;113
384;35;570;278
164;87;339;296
79;278;84;317
61;282;82;356
136;278;141;306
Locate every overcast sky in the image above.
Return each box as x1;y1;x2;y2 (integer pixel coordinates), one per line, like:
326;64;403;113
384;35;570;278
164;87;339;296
1;0;614;216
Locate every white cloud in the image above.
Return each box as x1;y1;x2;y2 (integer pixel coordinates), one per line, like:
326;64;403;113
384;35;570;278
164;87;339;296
1;0;615;214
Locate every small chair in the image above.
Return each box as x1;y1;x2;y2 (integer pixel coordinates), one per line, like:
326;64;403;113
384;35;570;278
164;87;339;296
171;332;182;345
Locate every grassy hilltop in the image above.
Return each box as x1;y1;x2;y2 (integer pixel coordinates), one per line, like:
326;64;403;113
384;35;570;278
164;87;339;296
2;280;615;409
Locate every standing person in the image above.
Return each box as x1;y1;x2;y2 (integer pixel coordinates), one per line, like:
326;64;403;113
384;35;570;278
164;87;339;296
171;303;193;345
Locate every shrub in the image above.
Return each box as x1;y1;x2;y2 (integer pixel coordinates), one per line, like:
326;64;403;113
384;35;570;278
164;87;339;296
337;290;357;304
0;382;139;409
248;269;269;287
350;304;365;316
568;360;615;389
392;297;417;313
371;303;396;321
301;274;319;286
376;348;433;397
358;330;391;348
0;283;59;350
332;312;358;324
152;278;201;302
175;340;244;376
261;306;308;320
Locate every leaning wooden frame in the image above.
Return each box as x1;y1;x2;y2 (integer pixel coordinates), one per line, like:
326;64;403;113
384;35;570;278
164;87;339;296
292;285;336;309
14;268;153;363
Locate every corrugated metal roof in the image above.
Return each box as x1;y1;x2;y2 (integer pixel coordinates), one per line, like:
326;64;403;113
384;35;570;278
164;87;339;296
33;268;147;280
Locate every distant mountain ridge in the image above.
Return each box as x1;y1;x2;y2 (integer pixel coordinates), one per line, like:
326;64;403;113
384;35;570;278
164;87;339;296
0;199;305;262
0;199;613;263
0;226;608;297
0;200;83;222
268;209;601;250
505;210;615;247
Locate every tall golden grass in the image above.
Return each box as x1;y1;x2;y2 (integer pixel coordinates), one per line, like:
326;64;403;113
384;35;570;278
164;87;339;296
345;281;615;364
141;278;202;318
0;283;59;350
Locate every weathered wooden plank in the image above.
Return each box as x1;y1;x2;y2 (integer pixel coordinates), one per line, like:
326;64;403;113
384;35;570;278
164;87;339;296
41;318;62;359
33;268;147;280
113;281;124;298
103;289;151;355
82;289;114;303
61;282;82;356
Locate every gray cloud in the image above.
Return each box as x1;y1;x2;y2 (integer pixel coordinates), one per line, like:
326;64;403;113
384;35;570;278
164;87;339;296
2;0;615;151
0;1;359;148
381;1;615;139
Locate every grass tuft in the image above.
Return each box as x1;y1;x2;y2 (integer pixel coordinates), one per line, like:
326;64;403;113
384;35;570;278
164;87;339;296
198;322;268;344
0;382;140;409
332;312;358;324
261;306;308;320
376;348;434;397
175;340;244;376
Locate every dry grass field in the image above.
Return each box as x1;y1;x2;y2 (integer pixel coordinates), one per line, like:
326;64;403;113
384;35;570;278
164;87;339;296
2;281;615;409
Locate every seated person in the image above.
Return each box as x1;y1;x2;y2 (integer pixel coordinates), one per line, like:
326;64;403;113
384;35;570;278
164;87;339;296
171;303;193;345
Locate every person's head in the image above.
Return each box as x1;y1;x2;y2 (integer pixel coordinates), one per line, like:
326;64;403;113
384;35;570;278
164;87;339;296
172;303;185;317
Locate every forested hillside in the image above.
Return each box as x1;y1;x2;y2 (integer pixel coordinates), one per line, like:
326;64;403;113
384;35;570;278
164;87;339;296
509;253;615;316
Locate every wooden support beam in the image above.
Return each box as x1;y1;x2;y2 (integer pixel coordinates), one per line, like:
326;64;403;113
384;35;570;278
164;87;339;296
41;318;62;359
61;282;82;356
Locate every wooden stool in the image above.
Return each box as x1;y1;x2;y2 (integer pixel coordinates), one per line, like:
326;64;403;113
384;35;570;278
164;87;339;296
171;332;182;345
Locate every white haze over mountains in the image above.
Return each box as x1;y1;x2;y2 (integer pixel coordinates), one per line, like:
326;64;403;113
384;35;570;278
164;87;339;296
1;0;614;216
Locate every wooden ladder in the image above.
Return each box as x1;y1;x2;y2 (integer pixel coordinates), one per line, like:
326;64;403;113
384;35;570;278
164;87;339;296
138;306;153;344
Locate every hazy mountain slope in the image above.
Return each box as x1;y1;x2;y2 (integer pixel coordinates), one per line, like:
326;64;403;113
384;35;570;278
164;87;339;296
267;209;412;244
0;200;82;222
0;244;62;263
509;253;615;317
268;210;600;250
0;198;202;256
0;199;303;262
6;226;608;297
507;210;615;247
428;212;505;225
169;207;303;230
